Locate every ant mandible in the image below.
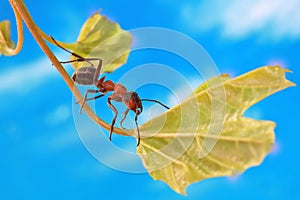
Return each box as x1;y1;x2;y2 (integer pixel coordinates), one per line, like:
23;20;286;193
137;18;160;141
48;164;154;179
51;36;169;146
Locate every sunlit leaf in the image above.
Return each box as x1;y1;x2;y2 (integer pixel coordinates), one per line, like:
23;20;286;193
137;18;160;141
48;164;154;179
57;12;132;73
0;20;15;56
192;73;230;95
137;66;295;195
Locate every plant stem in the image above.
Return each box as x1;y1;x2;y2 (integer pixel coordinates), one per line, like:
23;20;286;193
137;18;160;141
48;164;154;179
6;2;23;55
8;0;131;137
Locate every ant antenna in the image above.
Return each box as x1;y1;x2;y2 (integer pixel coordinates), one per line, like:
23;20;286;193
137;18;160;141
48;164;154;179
140;99;170;109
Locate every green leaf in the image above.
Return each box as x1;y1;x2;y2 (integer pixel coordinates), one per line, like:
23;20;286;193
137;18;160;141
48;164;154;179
0;20;15;56
58;12;132;73
137;66;295;195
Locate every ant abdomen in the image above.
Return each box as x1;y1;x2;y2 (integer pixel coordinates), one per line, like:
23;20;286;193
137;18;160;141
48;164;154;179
72;67;96;85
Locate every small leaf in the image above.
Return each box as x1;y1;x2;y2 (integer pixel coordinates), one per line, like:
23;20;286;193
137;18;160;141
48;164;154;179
58;12;132;73
137;66;295;195
0;20;15;56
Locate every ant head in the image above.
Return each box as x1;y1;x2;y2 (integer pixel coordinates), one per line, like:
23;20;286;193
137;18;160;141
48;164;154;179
122;92;143;114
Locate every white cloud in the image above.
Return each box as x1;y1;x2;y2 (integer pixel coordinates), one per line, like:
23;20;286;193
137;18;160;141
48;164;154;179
182;0;300;39
44;104;71;126
0;58;54;94
0;53;70;95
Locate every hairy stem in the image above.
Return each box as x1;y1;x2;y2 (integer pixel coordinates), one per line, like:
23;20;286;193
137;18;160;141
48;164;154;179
9;0;131;136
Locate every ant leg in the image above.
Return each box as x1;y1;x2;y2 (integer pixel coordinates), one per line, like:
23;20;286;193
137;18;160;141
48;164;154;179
51;36;89;63
84;93;105;102
60;59;85;65
93;58;103;86
59;58;101;69
51;36;102;67
107;97;119;142
120;109;129;129
76;94;105;104
76;93;105;104
79;89;101;114
134;112;141;146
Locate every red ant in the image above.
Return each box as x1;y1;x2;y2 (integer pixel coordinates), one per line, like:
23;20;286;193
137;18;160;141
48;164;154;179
51;36;169;146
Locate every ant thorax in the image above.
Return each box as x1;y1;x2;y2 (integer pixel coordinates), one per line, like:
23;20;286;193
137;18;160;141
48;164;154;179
72;67;97;85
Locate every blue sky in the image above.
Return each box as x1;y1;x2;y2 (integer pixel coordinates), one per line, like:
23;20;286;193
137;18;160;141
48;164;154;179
0;0;299;199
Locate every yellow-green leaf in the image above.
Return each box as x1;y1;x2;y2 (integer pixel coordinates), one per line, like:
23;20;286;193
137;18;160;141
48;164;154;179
137;66;295;195
193;73;230;94
0;20;15;56
58;12;132;73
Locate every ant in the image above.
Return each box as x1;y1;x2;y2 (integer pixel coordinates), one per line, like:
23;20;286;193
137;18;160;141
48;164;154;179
51;36;170;146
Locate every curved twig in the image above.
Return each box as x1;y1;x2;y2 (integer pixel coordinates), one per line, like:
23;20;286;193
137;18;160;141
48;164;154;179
7;1;23;55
